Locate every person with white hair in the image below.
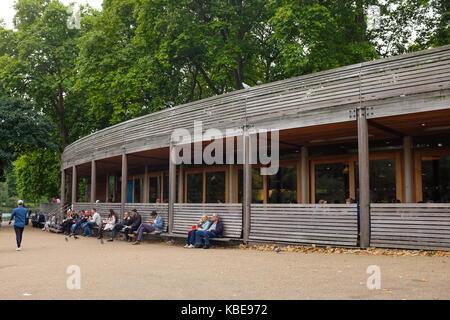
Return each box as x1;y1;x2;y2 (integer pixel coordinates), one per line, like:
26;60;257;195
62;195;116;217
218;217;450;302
194;213;224;249
9;200;27;251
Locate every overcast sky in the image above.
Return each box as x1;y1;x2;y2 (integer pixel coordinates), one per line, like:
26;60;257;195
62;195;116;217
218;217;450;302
0;0;103;29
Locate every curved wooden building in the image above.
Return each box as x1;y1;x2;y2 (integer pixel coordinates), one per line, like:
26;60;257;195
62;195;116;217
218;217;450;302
61;45;450;250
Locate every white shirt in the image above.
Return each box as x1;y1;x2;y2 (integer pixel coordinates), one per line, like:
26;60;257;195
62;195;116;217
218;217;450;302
92;212;101;225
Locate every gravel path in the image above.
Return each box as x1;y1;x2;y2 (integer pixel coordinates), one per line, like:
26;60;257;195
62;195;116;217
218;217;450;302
0;224;449;300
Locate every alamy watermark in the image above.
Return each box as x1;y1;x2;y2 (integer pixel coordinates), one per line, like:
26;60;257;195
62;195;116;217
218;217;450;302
66;265;81;290
366;265;381;290
170;121;280;175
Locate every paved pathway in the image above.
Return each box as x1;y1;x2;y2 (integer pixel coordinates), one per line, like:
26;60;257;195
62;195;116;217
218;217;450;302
0;224;448;300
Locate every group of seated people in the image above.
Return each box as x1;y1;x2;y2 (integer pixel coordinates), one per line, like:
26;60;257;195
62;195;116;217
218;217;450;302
184;213;223;249
60;207;224;249
31;212;57;231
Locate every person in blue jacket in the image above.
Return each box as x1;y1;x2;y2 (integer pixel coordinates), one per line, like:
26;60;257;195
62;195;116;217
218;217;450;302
9;200;27;251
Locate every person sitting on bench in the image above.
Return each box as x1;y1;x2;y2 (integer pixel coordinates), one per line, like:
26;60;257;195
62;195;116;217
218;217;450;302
70;211;89;237
195;213;223;249
108;212;132;242
184;214;211;248
97;209;117;239
81;208;101;237
131;211;163;245
123;209;141;242
61;210;78;235
33;212;45;228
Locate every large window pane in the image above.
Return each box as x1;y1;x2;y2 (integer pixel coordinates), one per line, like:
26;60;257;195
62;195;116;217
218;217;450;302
267;166;297;203
422;155;450;203
162;174;178;203
355;159;397;203
315;163;349;203
205;171;225;203
134;178;141;203
149;176;160;203
187;173;203;203
238;169;264;203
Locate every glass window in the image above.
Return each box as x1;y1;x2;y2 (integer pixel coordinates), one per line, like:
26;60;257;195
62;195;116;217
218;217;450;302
134;178;142;203
238;169;264;203
149;176;160;203
355;159;397;203
267;166;297;203
206;171;225;203
127;180;133;203
422;155;450;203
162;174;178;203
187;172;203;203
315;163;349;203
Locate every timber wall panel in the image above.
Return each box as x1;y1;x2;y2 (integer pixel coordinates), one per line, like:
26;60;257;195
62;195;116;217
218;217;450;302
250;204;358;246
173;203;242;238
62;46;450;169
370;204;450;250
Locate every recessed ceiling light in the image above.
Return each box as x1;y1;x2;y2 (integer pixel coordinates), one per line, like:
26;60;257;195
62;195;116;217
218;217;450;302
421;123;426;127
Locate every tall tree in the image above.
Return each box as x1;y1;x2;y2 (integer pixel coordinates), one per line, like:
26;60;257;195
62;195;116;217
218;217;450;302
0;0;87;149
0;96;55;180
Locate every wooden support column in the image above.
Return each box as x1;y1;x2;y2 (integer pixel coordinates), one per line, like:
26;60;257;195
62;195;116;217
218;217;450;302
243;127;252;243
178;163;183;203
71;166;77;205
91;160;96;204
169;141;176;234
301;146;308;204
403;136;413;203
60;168;65;221
357;107;370;248
144;165;148;203
121;154;128;216
229;164;234;203
105;174;109;202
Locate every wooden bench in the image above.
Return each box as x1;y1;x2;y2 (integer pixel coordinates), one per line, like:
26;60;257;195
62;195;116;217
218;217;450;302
161;232;241;244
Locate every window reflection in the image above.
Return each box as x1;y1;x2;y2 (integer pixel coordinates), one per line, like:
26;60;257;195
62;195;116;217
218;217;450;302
355;159;397;203
205;171;226;203
267;166;297;203
238;169;264;203
422;155;450;203
187;173;203;203
315;163;349;203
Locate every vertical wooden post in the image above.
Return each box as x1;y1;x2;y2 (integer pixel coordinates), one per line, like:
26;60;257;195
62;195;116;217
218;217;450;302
144;165;148;203
121;153;128;216
178;163;183;203
60;168;65;222
301;146;308;204
229;164;234;203
169;142;176;234
72;166;77;205
403;136;413;203
105;174;109;202
243;126;252;243
357;107;370;248
91;160;96;204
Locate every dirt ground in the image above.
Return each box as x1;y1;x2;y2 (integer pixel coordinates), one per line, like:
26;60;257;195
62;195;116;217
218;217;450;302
0;223;449;300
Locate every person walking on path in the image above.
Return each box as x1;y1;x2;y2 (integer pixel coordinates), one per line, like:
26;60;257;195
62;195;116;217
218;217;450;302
9;200;27;251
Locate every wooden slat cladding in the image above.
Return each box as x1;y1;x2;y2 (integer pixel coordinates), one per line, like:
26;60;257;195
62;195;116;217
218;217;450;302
124;203;169;233
173;203;243;238
62;46;450;169
370;204;450;250
249;204;358;246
